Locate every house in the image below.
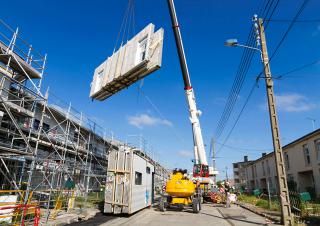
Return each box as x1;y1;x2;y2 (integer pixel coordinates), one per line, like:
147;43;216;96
233;129;320;198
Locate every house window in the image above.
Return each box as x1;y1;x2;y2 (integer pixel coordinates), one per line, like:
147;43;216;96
135;171;142;185
284;152;290;170
266;159;270;175
268;177;273;189
146;166;151;174
262;161;265;176
139;36;148;61
287;174;294;182
251;165;255;178
314;139;320;162
303;144;311;165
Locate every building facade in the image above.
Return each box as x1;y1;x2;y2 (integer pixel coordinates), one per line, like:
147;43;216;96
233;129;320;198
233;156;252;188
0;18;168;198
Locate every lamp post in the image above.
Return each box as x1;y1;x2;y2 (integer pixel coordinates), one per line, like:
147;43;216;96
224;15;293;226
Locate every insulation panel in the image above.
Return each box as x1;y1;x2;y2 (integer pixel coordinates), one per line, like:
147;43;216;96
90;23;164;100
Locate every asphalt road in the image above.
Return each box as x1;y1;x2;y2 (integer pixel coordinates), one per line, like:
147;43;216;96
69;203;277;226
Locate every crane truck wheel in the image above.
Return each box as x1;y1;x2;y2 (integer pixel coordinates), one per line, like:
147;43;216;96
192;198;201;213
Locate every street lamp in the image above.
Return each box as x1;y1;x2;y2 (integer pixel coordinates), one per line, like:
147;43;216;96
224;16;293;225
306;117;316;130
224;38;262;55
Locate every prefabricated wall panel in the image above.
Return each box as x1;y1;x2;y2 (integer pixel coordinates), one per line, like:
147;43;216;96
90;23;164;100
130;155;154;213
104;148;155;214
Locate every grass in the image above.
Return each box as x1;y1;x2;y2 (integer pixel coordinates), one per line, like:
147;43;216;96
238;194;320;217
237;194;280;211
74;192;104;209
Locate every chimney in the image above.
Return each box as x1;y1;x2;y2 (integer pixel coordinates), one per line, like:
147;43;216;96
244;156;248;162
262;153;267;157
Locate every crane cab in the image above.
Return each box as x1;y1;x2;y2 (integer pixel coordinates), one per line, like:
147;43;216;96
193;164;209;178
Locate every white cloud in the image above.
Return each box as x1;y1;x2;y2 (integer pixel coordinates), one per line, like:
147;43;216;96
128;114;173;129
177;150;193;158
261;93;317;112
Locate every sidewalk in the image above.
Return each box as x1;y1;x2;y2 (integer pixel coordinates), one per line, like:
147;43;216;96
214;203;278;226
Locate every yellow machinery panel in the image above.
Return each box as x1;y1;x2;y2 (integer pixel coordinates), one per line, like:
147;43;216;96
165;171;195;198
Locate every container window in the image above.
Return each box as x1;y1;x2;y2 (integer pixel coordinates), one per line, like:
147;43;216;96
146;166;150;174
135;171;142;185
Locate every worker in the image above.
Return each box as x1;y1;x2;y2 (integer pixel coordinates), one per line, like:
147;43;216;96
224;181;230;208
195;179;201;195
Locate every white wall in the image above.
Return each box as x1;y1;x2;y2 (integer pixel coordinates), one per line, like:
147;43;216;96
130;154;154;213
242;130;320;197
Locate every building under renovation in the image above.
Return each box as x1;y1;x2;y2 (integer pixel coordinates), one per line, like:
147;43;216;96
0;19;168;224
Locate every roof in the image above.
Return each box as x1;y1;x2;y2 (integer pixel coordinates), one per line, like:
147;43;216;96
283;128;320;149
238;129;320;166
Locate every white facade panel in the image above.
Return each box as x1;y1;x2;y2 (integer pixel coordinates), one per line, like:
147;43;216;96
90;23;164;100
105;148;155;214
130;155;154;213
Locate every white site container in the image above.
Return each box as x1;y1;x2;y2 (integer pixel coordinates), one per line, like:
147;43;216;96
105;147;155;214
90;23;164;100
0;195;18;223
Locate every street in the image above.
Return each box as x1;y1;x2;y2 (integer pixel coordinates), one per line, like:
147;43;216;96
99;204;276;226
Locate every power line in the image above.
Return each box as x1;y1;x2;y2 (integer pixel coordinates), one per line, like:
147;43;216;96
265;19;320;23
215;0;280;139
215;141;272;153
216;81;258;155
275;59;320;79
269;0;310;61
217;0;311;156
257;0;311;80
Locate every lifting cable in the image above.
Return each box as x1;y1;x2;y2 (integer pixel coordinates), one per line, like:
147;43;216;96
113;0;136;53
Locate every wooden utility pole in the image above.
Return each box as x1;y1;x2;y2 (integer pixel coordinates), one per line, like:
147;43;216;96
254;15;293;225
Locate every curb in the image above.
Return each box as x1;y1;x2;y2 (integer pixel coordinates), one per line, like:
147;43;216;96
237;202;280;223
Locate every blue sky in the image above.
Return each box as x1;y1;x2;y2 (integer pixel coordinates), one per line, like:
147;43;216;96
3;0;320;180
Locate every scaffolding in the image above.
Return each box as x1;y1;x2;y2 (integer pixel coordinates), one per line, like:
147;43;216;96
0;19;169;225
0;19;113;225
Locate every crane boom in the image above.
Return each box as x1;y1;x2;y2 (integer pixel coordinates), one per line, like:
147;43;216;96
166;0;208;169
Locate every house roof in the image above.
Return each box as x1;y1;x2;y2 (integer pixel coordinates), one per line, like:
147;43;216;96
237;128;320;166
